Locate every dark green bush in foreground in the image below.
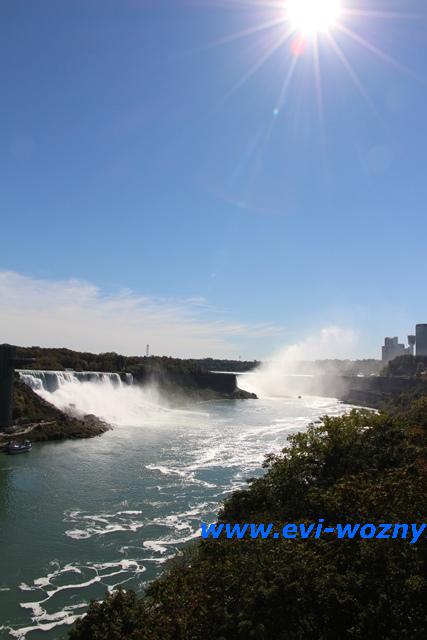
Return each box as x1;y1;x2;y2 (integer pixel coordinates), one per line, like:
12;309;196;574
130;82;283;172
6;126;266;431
70;401;427;640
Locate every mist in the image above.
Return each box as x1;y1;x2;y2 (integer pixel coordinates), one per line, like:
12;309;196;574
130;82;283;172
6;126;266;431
238;327;358;399
21;372;208;427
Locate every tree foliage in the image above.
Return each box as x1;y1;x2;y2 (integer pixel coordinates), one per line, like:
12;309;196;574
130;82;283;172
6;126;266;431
382;355;427;378
69;397;427;639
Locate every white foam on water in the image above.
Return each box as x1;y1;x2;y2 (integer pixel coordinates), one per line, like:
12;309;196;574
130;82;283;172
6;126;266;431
1;615;81;639
64;510;147;540
12;558;149;639
4;375;354;639
92;559;144;573
18;585;35;593
142;540;169;554
145;464;185;476
145;464;216;488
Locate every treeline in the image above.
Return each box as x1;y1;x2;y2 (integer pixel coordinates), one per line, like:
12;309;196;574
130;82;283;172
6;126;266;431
14;346;381;378
193;358;259;372
382;355;427;378
14;347;256;401
15;346;257;376
16;346;129;373
69;390;427;639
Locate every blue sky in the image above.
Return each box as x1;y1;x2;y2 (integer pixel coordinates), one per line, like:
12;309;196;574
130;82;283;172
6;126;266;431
1;0;426;358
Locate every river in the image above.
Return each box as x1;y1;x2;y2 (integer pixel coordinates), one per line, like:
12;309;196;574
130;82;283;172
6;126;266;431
0;378;350;639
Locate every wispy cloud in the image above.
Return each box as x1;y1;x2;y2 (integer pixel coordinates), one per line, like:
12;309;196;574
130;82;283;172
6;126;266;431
0;271;285;358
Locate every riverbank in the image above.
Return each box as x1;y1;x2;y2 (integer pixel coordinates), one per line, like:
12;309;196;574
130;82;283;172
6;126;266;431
1;379;109;443
338;375;427;409
266;372;427;410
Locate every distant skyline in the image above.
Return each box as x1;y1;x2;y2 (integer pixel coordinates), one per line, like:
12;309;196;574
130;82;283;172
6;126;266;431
1;1;426;359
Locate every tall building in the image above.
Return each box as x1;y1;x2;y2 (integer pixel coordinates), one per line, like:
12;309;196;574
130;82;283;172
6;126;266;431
381;326;427;362
416;324;427;356
381;337;407;363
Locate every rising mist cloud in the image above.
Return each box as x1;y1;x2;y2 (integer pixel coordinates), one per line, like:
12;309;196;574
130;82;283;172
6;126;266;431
239;327;359;397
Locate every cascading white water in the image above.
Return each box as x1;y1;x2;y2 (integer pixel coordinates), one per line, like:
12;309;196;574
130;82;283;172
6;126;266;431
18;370;128;393
17;370;203;427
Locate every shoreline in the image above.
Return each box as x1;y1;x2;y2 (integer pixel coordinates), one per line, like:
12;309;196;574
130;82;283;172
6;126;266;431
5;376;256;444
3;380;110;443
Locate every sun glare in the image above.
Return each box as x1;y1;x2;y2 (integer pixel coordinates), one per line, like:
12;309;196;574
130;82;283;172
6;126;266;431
287;0;342;35
208;0;409;123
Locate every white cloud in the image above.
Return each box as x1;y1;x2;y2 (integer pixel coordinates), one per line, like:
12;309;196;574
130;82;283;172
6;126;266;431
0;271;284;358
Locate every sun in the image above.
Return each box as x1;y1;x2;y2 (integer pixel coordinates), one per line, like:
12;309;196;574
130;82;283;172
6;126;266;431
287;0;342;35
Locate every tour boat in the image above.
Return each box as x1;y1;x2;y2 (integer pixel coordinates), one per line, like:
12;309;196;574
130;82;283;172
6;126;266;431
4;440;32;455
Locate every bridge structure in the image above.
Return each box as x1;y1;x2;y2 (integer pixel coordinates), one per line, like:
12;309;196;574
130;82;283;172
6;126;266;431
0;344;35;431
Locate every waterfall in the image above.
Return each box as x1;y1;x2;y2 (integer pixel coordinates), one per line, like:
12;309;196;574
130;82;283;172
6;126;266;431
15;369;198;427
17;370;131;393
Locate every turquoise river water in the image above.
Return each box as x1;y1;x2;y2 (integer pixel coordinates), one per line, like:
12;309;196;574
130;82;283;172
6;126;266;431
0;379;350;639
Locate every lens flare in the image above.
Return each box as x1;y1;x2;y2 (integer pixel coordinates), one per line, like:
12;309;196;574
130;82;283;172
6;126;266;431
287;0;342;35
